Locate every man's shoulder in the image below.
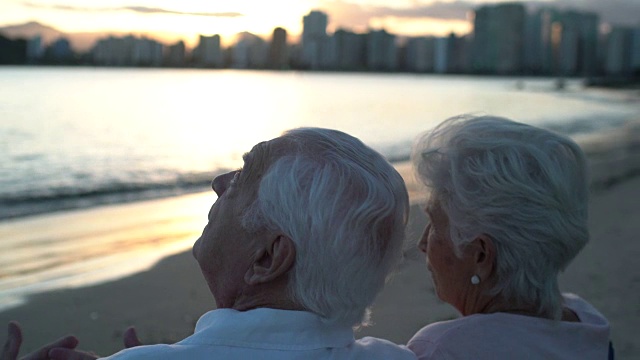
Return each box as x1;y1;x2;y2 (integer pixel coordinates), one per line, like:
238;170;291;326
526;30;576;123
100;344;177;360
99;344;192;360
100;339;417;360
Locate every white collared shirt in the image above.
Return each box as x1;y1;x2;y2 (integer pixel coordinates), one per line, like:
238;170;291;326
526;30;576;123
102;308;416;359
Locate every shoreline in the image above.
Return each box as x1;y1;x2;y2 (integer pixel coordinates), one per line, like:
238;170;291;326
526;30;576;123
4;110;640;224
1;121;639;357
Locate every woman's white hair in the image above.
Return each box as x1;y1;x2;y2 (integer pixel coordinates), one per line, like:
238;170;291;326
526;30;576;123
243;127;409;327
412;115;589;319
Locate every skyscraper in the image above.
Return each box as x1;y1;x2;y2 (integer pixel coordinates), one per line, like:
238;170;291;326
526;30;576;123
554;11;599;76
302;10;328;69
404;36;435;72
26;36;43;63
472;3;525;74
434;37;449;74
604;27;633;75
131;37;163;66
630;28;640;74
367;29;397;71
232;32;268;69
165;40;186;67
333;29;367;70
269;27;288;69
193;35;223;68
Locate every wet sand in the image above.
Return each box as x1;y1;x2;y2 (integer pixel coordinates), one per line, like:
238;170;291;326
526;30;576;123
1;120;639;358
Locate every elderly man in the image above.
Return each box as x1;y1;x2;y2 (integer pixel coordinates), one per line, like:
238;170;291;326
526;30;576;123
3;127;414;359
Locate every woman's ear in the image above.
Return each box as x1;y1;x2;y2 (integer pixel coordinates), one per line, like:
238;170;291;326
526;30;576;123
469;234;496;280
244;235;296;286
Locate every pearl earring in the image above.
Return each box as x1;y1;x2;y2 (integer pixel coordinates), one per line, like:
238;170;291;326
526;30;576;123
471;275;480;285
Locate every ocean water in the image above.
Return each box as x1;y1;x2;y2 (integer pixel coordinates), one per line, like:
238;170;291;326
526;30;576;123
2;67;639;220
1;67;639;309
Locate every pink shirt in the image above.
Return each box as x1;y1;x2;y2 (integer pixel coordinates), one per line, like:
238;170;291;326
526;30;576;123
408;293;610;359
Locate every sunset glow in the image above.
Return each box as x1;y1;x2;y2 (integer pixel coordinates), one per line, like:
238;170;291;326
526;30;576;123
1;0;478;47
1;0;638;49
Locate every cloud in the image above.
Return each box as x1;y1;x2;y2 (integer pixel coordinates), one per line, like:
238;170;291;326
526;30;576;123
21;2;244;17
319;0;640;28
547;0;640;26
319;0;472;30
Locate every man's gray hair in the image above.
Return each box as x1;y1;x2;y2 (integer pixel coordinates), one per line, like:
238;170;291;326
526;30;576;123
243;127;409;326
412;115;589;319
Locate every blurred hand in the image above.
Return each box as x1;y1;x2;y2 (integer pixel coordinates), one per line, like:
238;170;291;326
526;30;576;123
47;325;143;360
1;322;21;360
47;348;98;360
122;327;142;349
1;322;79;360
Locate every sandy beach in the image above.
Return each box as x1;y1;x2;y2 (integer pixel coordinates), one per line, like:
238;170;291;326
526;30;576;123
1;120;640;358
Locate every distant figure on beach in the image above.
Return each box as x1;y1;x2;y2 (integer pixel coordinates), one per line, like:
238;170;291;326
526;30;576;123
407;115;611;359
1;128;414;359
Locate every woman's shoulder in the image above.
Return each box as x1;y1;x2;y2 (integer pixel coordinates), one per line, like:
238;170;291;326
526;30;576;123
409;313;500;341
407;294;610;360
407;315;502;359
562;293;610;327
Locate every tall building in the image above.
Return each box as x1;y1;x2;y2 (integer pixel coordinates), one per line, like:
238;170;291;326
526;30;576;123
165;40;186;67
367;29;397;71
540;8;562;74
554;11;599;76
268;27;288;69
577;12;599;76
557;11;581;76
631;28;640;74
132;37;163;66
472;3;526;74
193;35;223;67
0;36;27;64
404;36;435;72
47;38;73;61
302;10;328;69
434;37;449;74
447;33;471;73
604;27;633;75
232;32;268;69
93;36;135;66
26;36;43;63
333;29;367;70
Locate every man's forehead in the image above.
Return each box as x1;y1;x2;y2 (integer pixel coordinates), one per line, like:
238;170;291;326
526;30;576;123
242;137;295;174
245;137;294;161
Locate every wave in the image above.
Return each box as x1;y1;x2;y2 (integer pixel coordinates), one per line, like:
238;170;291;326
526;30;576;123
0;171;223;221
0;155;418;222
540;115;634;137
2;114;637;222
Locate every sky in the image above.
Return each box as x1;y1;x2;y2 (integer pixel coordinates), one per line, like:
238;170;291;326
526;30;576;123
1;0;639;47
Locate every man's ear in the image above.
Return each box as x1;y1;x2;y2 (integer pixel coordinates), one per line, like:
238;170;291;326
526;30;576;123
244;235;296;285
468;234;495;280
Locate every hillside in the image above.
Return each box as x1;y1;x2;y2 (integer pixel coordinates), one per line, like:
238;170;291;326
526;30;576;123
0;21;114;52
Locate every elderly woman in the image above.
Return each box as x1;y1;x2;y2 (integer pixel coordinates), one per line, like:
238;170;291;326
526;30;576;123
407;115;611;359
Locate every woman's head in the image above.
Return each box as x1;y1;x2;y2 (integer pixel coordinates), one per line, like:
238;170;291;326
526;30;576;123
412;115;589;319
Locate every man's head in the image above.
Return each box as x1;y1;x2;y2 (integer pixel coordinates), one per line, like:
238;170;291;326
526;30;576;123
193;128;409;326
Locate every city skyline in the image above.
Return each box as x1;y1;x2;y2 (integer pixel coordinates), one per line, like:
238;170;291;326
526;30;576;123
2;0;639;49
3;3;637;79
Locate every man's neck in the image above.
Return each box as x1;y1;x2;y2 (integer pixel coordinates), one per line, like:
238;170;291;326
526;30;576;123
225;286;307;313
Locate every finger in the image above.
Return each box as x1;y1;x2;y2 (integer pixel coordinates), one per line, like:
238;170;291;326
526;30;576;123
48;348;98;360
22;335;79;360
123;327;142;348
1;321;23;360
